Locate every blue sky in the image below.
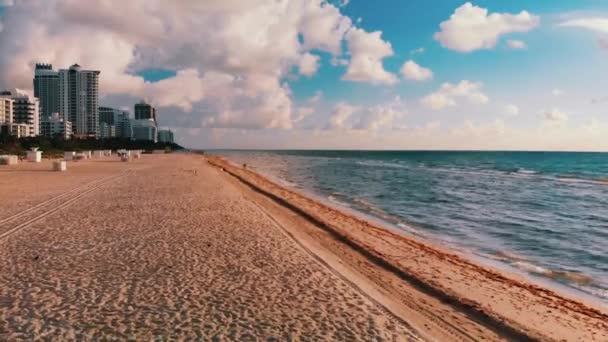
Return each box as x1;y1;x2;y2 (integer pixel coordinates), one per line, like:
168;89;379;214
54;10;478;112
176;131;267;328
1;1;608;150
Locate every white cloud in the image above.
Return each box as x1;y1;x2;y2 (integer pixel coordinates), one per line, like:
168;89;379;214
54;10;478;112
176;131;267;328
434;2;539;53
559;18;608;34
298;53;320;77
543;108;568;122
552;88;564;96
325;102;357;130
410;47;425;55
299;1;352;55
343;27;398;85
541;108;569;129
293;106;315;123
308;90;323;104
451;119;506;137
421;80;489;110
506;39;526;49
354;96;406;131
0;0;385;131
504;104;519;116
400;60;433;81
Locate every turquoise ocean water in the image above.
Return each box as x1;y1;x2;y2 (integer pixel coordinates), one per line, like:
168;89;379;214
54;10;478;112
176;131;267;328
217;150;608;305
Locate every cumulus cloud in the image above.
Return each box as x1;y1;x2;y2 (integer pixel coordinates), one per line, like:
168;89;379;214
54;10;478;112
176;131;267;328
506;39;526;49
343;28;398;85
299;1;352;55
298;53;320;77
504;104;519;116
0;0;394;131
434;2;539;53
421;80;489;110
353;96;405;131
321;97;405;132
325;102;358;130
400;60;433;81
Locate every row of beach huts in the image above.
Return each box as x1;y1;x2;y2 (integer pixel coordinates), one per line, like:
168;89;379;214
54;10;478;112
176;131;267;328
0;148;163;171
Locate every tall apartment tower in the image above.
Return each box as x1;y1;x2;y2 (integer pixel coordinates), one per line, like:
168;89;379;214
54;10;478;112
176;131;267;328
99;106;132;139
33;63;60;119
59;64;100;137
134;101;157;122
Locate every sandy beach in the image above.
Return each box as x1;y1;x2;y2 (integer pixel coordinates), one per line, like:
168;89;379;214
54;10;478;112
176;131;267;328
0;153;606;341
0;154;418;341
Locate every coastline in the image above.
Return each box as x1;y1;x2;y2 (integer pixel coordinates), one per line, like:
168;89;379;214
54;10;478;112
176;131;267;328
208;154;608;341
232;156;607;309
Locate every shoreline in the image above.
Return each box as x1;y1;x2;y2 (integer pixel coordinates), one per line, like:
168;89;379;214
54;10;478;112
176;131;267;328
219;153;607;309
208;154;608;341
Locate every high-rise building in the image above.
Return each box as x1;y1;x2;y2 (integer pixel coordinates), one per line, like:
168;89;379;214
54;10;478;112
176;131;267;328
59;64;100;137
40;112;72;139
99;122;116;139
131;119;157;142
157;129;174;144
0;96;14;125
134;101;156;122
99;106;132;138
33;63;60;119
0;90;39;137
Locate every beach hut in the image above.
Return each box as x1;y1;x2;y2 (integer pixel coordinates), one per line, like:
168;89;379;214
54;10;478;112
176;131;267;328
64;151;75;161
53;160;67;172
0;155;18;165
26;148;42;163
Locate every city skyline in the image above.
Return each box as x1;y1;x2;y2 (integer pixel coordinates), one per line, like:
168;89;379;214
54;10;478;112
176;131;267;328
1;60;174;143
0;1;607;150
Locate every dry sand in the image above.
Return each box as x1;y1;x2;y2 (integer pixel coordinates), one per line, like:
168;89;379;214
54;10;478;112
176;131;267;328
0;154;419;341
208;155;608;342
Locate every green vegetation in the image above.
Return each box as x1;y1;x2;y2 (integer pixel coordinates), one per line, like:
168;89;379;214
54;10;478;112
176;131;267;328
0;135;184;158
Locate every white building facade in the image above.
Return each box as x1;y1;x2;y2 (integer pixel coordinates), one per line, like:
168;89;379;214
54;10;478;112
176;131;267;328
0;91;39;137
0;96;13;125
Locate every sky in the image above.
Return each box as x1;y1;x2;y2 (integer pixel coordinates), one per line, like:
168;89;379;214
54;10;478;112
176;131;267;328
0;0;607;151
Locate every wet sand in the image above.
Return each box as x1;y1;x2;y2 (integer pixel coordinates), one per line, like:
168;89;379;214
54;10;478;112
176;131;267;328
209;155;608;342
0;154;418;340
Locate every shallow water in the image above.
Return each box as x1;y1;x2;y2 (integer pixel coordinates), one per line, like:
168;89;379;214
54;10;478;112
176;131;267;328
217;150;608;304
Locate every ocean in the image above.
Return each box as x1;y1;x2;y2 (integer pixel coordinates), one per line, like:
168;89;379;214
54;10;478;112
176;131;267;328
216;150;608;305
